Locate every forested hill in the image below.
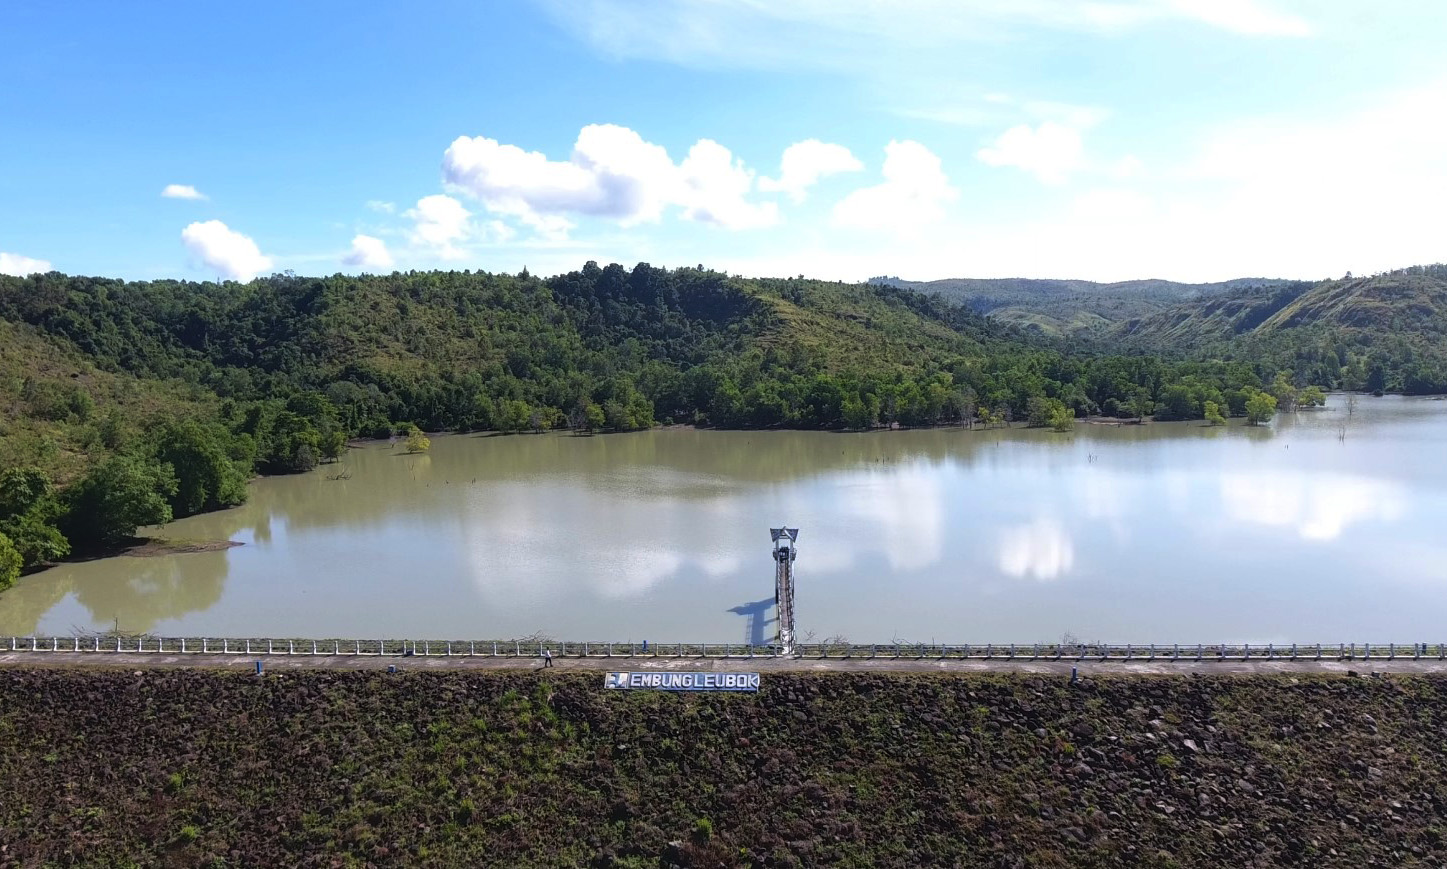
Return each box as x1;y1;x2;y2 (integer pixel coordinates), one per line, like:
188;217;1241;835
868;275;1292;336
0;264;1012;446
1113;266;1447;394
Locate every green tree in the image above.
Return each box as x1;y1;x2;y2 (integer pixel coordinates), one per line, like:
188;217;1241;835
1245;390;1278;426
319;429;347;462
585;402;606;432
1155;384;1198;421
155;420;249;517
1025;396;1051;428
404;428;431;454
1299;385;1327;407
0;468;70;567
0;511;69;566
1048;404;1075;432
624;393;655;430
60;454;176;548
0;531;20;591
258;410;321;473
1203;400;1227;426
0;467;54;519
603;400;630;431
950;387;977;427
1270;372;1298;412
1129;389;1153;422
569;399;602;433
841;395;873;430
498;400;532;433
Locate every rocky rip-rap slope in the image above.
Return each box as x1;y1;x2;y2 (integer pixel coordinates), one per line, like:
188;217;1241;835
1;670;1446;866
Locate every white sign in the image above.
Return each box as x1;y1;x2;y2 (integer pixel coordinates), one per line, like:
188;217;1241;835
605;672;760;692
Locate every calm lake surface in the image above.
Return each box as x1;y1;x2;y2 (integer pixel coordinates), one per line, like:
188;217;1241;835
4;395;1446;644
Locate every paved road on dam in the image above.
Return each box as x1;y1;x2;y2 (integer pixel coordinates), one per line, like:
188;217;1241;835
7;651;1447;677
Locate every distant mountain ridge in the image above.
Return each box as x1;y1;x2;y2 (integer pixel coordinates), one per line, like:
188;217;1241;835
1113;265;1447;393
1114;267;1447;344
867;275;1294;336
866;266;1447;392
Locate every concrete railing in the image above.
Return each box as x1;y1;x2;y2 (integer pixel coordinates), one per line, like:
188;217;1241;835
5;637;1447;662
790;642;1447;661
3;636;785;658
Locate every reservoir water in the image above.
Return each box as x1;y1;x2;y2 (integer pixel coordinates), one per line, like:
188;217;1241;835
3;395;1445;644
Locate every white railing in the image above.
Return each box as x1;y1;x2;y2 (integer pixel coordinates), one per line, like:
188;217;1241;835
4;637;1445;662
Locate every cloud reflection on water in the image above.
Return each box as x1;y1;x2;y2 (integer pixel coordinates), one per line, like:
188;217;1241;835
461;462;953;607
1219;472;1407;541
460;478;751;607
997;518;1075;581
835;466;946;572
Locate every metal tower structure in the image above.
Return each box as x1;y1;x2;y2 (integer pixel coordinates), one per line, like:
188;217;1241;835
770;527;799;654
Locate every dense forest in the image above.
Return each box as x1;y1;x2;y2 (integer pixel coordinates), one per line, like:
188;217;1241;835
0;260;1370;580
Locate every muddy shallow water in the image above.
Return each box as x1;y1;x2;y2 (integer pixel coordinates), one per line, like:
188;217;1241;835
3;395;1444;644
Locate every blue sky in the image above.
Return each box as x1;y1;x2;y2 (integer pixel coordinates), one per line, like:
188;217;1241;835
2;0;1445;283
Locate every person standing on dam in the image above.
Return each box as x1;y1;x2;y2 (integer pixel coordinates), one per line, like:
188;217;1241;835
541;648;553;668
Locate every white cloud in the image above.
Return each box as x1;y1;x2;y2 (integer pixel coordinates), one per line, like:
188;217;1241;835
487;220;517;243
1071;188;1155;220
542;1;1310;163
1155;80;1447;278
997;518;1075;580
759;139;863;202
442;124;778;233
832;140;958;230
1167;0;1312;37
404;194;472;259
1022;99;1111;129
1109;154;1145;179
1192;84;1447;192
343;234;395;270
678;139;779;229
977;121;1084;184
501;81;1443;284
443;125;668;227
180;220;271;281
543;1;1311;74
161;184;207;200
0;252;52;276
365;200;396;214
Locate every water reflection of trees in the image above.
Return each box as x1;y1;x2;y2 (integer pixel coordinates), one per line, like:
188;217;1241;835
75;555;226;633
201;423;1285;541
0;575;71;636
0;553;227;636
